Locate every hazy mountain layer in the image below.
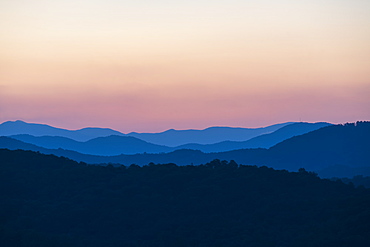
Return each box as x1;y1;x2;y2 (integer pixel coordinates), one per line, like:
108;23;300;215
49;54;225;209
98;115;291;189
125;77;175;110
8;122;330;155
1;122;369;178
0;120;124;141
9;134;171;156
177;122;331;152
1;120;294;145
127;122;294;146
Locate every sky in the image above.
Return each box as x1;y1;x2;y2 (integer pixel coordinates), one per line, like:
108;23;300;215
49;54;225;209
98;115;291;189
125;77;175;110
1;0;369;132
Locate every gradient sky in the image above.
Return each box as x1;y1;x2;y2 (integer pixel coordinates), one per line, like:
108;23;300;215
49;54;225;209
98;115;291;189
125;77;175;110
1;0;369;132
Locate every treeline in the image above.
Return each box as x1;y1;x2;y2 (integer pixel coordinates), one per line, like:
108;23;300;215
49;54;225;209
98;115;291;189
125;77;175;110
332;175;370;188
1;149;370;247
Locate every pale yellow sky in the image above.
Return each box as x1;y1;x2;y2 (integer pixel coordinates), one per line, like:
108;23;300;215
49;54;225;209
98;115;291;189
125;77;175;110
1;0;369;131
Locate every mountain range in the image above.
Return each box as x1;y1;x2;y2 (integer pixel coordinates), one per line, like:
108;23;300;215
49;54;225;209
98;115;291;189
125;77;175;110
1;120;294;146
0;120;124;142
126;122;294;146
1;121;369;178
2;121;331;155
8;135;170;156
176;122;331;152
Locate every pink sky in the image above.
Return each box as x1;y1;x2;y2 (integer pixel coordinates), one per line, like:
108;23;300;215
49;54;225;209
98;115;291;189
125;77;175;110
1;0;369;132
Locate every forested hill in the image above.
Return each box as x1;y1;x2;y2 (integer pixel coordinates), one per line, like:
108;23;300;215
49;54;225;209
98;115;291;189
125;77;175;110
1;149;370;247
267;121;370;170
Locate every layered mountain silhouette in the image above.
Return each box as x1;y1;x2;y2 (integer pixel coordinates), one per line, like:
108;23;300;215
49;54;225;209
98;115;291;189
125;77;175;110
267;122;370;171
9;134;171;155
1;122;369;178
1;120;294;146
177;122;331;152
126;122;294;146
5;122;330;155
0;120;125;141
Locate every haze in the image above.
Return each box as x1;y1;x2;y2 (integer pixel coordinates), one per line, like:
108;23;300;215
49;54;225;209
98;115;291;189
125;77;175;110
1;0;369;132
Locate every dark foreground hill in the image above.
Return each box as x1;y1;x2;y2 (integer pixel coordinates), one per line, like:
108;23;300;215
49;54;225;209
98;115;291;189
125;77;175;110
1;149;370;247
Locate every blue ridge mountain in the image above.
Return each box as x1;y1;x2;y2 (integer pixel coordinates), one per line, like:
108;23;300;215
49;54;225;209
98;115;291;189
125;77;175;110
8;135;171;156
126;122;294;146
1;120;294;145
177;122;332;152
1;122;369;178
8;122;330;155
267;121;370;171
0;120;124;141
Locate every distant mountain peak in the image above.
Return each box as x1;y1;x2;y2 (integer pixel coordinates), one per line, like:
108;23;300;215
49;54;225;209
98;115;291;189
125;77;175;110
0;120;125;141
127;122;297;146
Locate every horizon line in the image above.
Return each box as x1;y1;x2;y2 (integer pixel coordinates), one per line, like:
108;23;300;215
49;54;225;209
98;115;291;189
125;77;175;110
0;119;342;134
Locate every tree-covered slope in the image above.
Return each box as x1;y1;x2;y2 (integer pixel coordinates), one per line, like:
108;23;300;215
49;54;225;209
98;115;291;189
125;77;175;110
1;149;370;247
267;121;370;170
